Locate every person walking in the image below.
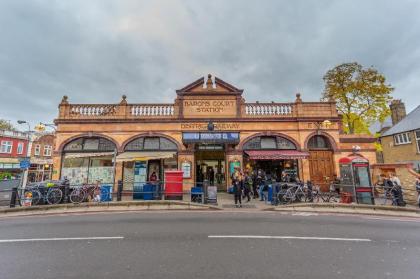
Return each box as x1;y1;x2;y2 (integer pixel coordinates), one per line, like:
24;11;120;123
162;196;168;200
243;171;252;202
232;167;243;208
252;170;258;199
415;177;420;208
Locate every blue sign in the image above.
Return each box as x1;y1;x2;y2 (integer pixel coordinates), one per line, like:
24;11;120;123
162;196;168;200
182;132;240;143
19;160;31;169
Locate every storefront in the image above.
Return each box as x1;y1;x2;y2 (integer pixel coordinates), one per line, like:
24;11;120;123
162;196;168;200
53;74;378;192
28;158;53;182
242;135;309;182
117;136;178;191
60;137;116;185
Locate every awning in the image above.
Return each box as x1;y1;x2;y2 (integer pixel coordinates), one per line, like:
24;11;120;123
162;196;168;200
64;152;114;159
245;150;309;160
116;151;176;162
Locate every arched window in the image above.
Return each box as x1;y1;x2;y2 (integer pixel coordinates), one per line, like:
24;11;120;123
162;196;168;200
308;135;331;150
125;137;178;151
63;137;116;152
243;136;296;150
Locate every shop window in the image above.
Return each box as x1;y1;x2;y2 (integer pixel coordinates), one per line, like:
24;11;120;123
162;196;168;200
308;135;331;150
243;136;296;150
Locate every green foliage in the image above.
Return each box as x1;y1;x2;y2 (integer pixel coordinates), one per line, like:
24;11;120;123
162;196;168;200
0;172;13;180
0;119;16;131
322;62;393;134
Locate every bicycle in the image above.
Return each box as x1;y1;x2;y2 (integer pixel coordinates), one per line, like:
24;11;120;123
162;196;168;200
24;184;63;205
280;183;306;204
69;184;100;204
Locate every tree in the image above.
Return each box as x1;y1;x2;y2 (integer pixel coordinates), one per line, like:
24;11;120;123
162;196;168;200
0;119;16;131
322;62;393;134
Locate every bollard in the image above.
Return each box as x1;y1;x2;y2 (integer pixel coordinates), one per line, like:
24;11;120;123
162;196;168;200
63;185;69;203
9;187;18;208
117;180;123;201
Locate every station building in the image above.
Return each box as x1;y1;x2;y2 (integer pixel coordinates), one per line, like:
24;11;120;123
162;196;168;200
52;75;377;192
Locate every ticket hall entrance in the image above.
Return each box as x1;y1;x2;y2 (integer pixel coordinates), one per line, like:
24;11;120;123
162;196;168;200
195;144;226;191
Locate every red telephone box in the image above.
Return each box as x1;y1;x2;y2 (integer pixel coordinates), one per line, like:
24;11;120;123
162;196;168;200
338;155;375;205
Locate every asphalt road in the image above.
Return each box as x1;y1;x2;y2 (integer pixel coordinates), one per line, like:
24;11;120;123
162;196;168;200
0;211;419;279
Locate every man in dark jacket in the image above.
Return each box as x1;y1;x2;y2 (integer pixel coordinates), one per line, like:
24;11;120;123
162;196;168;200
232;168;243;208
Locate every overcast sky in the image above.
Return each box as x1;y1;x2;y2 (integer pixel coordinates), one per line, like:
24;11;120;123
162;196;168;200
1;0;419;129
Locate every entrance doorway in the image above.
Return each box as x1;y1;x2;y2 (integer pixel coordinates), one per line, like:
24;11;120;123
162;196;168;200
308;135;335;192
195;144;226;191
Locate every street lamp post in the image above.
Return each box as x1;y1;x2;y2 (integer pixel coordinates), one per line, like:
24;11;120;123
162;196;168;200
17;120;31;190
35;122;57;132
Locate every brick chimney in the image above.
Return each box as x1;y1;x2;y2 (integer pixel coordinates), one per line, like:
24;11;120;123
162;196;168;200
390;99;406;125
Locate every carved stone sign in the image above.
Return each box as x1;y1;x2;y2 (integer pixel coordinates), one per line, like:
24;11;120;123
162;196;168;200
180;122;240;130
183;98;237;118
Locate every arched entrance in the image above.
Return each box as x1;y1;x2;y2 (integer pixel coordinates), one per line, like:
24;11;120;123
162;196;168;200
119;136;178;191
243;135;308;182
61;136;117;185
307;135;335;192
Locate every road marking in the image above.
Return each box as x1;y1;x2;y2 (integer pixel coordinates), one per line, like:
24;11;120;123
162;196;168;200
208;235;371;242
0;236;124;243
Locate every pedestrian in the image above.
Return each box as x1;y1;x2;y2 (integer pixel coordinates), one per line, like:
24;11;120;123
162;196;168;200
243;171;252;202
391;173;401;186
149;171;158;184
415;177;420;208
252;170;259;199
232;167;243;208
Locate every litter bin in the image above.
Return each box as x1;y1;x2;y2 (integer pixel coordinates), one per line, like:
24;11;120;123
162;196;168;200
267;185;273;202
100;184;113;202
164;170;183;200
143;184;156;200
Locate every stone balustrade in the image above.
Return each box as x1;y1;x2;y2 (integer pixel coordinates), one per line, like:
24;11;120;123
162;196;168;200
69;104;118;117
57;95;337;120
129;104;174;117
244;103;294;117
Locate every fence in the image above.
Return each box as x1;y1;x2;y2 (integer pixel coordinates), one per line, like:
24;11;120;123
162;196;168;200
3;179;419;208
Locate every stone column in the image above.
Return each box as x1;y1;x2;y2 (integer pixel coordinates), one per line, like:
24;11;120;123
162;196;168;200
301;158;310;182
113;161;123;193
52;154;62;180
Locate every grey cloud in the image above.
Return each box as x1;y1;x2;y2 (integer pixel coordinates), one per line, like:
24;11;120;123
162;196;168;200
0;0;419;129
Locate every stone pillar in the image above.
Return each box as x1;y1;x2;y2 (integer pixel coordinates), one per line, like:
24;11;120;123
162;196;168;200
52;154;62;180
301;158;310;182
178;152;194;191
113;161;123;193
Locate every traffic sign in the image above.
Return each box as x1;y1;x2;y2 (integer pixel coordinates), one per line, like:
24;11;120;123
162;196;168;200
19;160;31;169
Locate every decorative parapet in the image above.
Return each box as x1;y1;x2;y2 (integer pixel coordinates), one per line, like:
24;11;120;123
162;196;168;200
243;103;294;117
57;94;338;121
